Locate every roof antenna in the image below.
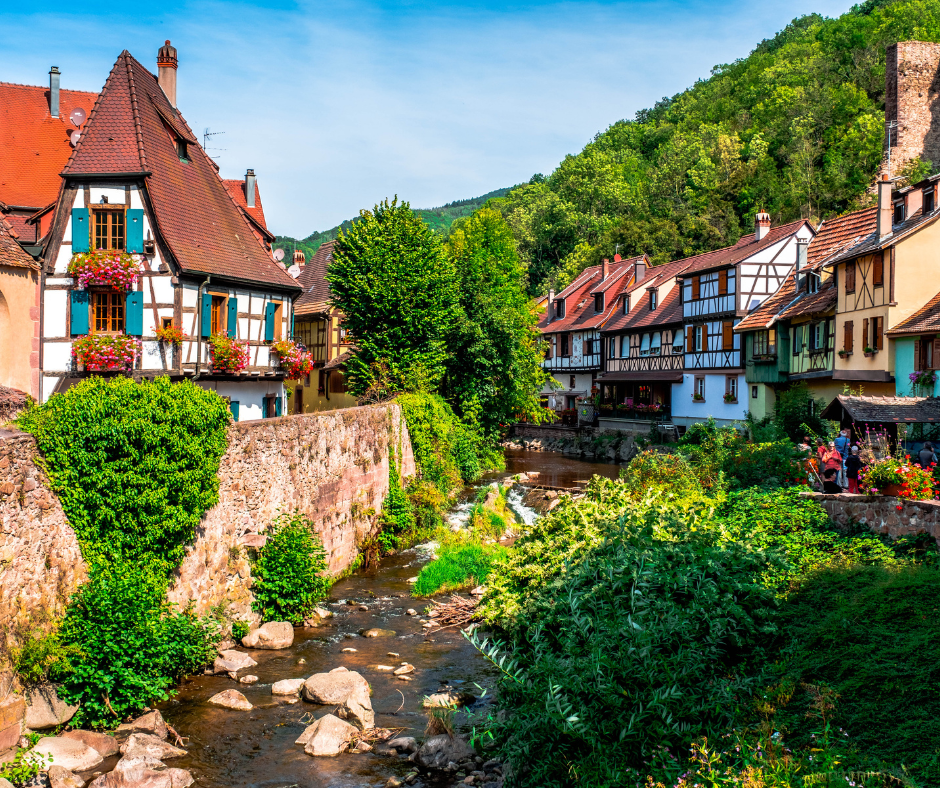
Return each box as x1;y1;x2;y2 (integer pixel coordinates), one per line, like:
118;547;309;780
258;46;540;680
203;128;226;160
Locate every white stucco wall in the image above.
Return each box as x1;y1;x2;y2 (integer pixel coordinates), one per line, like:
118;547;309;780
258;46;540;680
671;372;748;428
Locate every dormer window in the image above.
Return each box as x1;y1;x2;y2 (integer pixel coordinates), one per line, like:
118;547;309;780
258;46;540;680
594;293;604;313
649;289;658;310
808;272;820;294
925;188;935;214
623;294;630;314
177;138;189;162
894;201;905;224
555;299;565;319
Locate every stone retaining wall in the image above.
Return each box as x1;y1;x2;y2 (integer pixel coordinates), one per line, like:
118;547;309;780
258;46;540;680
0;402;415;659
801;491;940;544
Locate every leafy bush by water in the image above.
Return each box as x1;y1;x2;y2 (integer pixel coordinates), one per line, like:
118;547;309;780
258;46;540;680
251;511;330;625
413;541;508;597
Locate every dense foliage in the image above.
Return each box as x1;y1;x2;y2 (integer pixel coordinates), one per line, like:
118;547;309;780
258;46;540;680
413;541;508;596
443;208;549;439
327;198;461;395
18;378;231;727
19;377;230;574
251;511;330;625
489;0;940;294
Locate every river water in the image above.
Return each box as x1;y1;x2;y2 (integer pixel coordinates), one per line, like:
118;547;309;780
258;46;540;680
160;450;621;788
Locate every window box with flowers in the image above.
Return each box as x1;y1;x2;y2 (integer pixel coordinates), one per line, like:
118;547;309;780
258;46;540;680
909;369;937;394
67;249;140;290
270;339;314;380
155;325;186;346
838;348;851;358
723;392;737;404
72;334;140;372
208;333;249;373
692;393;705;402
863;346;877;358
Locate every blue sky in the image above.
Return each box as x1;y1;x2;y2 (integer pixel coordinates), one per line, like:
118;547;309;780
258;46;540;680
2;0;853;237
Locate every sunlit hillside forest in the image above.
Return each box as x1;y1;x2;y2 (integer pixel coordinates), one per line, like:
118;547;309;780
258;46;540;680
488;0;940;295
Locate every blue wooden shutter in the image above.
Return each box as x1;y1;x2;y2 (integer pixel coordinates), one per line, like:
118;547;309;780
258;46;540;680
126;208;144;253
125;291;143;335
69;290;89;335
201;292;212;337
71;208;89;253
264;302;277;341
230;400;240;421
274;395;282;417
227;298;238;338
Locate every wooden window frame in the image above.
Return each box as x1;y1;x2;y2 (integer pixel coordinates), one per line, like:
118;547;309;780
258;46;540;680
725;375;738;402
872;253;884;288
91;204;126;251
91;288;125;335
560;333;570;357
694;376;705;400
649;289;657;310
873;316;884;351
209;293;228;336
844;261;856;293
594;293;604;313
844;320;854;354
272;301;284;341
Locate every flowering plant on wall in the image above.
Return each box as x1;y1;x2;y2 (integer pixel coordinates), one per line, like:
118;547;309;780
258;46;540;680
155;325;186;346
269;339;314;380
909;369;937;391
68;250;140;290
72;334;140;372
208;333;249;373
859;456;934;500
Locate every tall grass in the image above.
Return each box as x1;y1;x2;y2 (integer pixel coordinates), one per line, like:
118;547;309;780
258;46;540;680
413;541;508;597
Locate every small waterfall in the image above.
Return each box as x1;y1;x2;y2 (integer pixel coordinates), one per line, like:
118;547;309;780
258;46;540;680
507;487;539;527
447;500;476;531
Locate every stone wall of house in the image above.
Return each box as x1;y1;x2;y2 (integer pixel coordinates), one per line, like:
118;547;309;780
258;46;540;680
802;491;940;544
0;403;415;660
885;41;940;174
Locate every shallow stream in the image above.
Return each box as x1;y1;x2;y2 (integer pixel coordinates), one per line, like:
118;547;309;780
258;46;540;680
159;450;621;787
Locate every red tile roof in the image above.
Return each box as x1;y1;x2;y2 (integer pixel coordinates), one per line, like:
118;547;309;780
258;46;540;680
222;178;268;231
886;290;940;336
807;208;877;268
0;81;97;209
540;260;636;333
676;219;811;275
589;255;647;295
603;258;692;333
733;273;797;331
0;217;39;270
295;241;336;316
61;52;297;291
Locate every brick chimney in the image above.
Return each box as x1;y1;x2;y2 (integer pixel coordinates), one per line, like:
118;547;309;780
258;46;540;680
547;289;555;321
293;249;306;268
157;40;178;108
601;259;609;281
755;211;771;241
245;169;256;208
49;67;60;118
634;258;647;283
878;178;894;239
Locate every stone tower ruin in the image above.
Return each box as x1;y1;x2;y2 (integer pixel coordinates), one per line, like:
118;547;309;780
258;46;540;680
885;41;940;177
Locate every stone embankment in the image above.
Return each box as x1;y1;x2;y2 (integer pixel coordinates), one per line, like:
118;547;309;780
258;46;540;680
0;403;415;659
802;491;940;545
503;432;638;463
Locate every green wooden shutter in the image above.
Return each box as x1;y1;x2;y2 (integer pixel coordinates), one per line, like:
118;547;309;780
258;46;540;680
71;208;89;253
201;293;212;337
126;208;144;252
264;302;277;341
125;291;143;335
230;400;240;421
227;298;238;338
69;290;89;335
274;395;282;417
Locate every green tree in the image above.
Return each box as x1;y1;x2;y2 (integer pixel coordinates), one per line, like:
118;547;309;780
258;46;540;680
444;208;549;439
327;198;461;395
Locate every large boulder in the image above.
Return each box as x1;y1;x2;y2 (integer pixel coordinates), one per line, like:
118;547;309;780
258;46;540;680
360;628;396;638
24;686;78;730
116;710;168;740
211;650;257;674
415;734;475;771
62;729;119;757
207;690;252;711
298;714;357;756
271;678;306;696
47;766;84;788
89;759;194;788
119;733;187;760
241;622;293;650
29;736;104;772
302;670;374;729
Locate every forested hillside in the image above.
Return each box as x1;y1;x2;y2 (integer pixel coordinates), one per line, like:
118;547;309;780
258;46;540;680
490;0;940;295
274;187;511;261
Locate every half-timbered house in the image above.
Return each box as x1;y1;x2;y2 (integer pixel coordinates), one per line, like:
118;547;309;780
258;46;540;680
37;43;301;418
538;255;643;413
674;214;815;427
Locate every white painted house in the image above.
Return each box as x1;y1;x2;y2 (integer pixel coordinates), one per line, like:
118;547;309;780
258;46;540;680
38;44;300;418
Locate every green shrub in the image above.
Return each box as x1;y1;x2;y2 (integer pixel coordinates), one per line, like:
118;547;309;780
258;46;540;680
0;735;49;785
12;628;78;685
413;541;508;596
251;511;330;625
58;562;218;729
775;564;940;785
18;377;230;574
231;620;250;641
618;449;705;502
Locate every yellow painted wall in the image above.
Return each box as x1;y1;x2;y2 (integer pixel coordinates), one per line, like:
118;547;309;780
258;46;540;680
0;265;39;398
892;223;940;326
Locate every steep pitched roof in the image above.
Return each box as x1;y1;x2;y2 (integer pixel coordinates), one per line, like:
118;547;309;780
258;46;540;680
886;290;940;336
778;278;837;321
603;258;692;333
823;203;940;267
677;219;811;275
807;208;877;268
294;241;336;316
540;259;636;333
222;178;268;231
0;81;97;208
733;272;797;332
0;216;39;270
62;52;297;290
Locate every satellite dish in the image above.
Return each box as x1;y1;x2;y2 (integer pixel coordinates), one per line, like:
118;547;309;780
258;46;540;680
70;107;87;127
69;131;81;147
287;264;301;278
273;248;285;261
